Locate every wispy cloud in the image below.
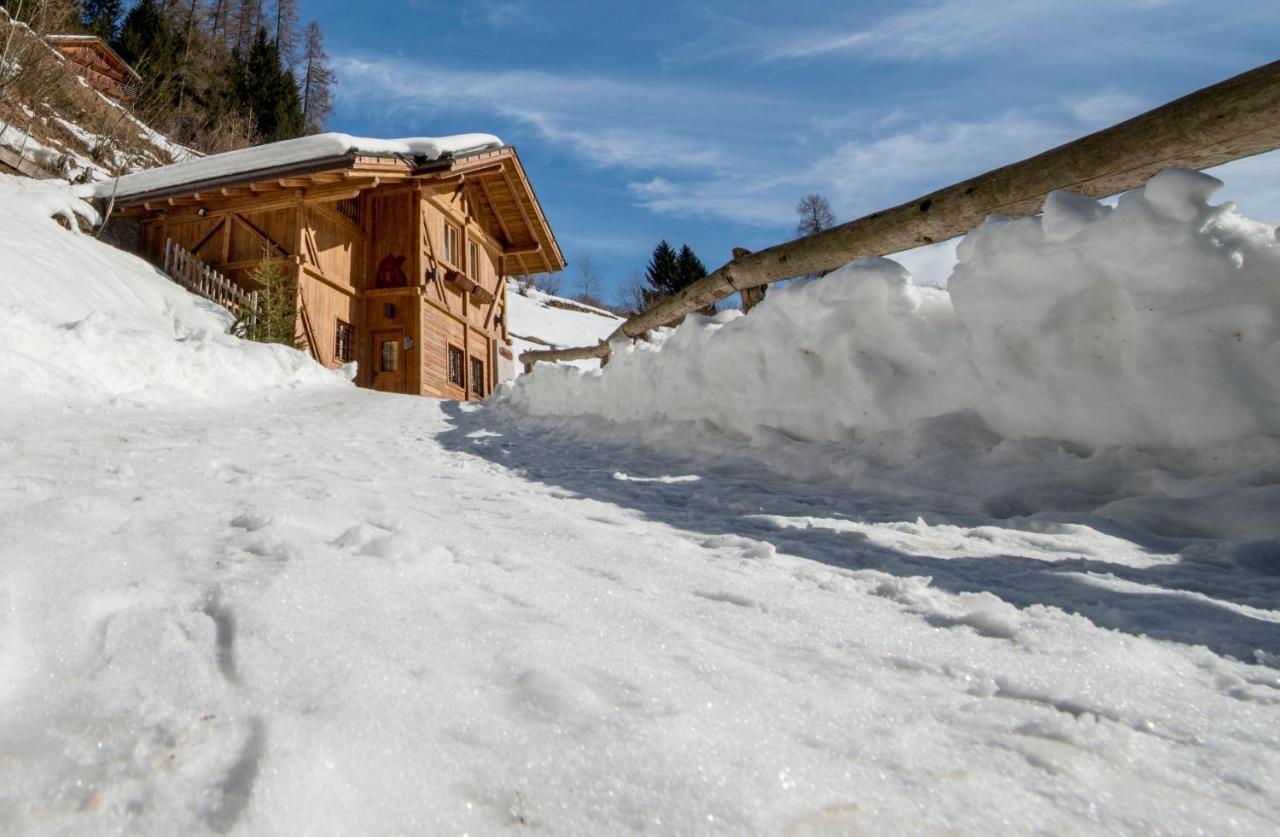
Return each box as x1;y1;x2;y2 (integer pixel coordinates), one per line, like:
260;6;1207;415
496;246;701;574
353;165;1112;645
762;0;1051;63
1066;91;1147;127
461;0;528;28
627;113;1073;226
336;53;1099;229
335;55;772;171
666;0;1200;66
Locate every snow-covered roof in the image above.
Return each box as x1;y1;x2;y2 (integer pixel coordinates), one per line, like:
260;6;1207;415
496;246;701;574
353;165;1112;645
93;133;503;201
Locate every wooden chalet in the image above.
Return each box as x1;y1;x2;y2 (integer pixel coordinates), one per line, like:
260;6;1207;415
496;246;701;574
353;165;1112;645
46;35;141;103
103;135;565;399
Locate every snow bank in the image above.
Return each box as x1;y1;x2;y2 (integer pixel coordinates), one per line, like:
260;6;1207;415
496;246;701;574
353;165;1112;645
94;132;502;199
510;170;1280;451
0;175;341;408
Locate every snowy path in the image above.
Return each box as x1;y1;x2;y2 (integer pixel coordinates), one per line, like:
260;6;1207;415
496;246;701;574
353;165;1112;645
1;389;1278;834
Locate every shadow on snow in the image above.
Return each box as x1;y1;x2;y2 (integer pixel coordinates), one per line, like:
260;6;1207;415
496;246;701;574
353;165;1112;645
438;403;1280;666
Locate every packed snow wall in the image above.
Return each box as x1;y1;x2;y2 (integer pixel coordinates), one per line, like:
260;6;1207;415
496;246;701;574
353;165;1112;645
509;169;1280;452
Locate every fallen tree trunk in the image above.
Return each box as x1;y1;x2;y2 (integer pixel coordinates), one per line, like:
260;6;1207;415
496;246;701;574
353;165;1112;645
520;59;1280;367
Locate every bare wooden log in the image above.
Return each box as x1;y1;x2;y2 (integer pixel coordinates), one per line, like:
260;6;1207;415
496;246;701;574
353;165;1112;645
520;60;1280;368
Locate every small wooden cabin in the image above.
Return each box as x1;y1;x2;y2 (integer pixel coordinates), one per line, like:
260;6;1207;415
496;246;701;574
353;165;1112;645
46;35;141;103
102;134;565;399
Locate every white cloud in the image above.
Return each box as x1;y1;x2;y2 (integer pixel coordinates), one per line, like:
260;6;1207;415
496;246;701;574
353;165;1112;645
332;56;1144;233
1067;92;1147;126
763;0;1051;63
667;0;1212;67
629;113;1072;228
462;1;528;28
334;56;761;172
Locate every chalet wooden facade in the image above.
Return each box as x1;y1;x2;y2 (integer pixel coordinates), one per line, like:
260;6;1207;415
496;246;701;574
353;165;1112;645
103;136;565;400
46;35;141;102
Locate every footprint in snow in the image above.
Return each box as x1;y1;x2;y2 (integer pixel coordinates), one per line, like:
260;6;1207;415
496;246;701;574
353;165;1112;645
699;533;777;560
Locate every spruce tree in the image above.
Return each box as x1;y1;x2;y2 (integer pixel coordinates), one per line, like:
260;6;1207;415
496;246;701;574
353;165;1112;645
675;245;707;289
676;244;716;315
115;0;176;71
241;255;300;347
270;68;305;139
237;27;303;142
82;0;123;40
643;240;680;305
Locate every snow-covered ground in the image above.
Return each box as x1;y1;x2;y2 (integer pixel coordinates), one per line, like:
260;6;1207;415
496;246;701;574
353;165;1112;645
1;173;1278;834
505;283;625;373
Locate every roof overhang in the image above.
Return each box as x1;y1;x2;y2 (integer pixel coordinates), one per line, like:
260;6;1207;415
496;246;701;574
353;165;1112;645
46;34;142;81
107;143;565;275
416;147;565;275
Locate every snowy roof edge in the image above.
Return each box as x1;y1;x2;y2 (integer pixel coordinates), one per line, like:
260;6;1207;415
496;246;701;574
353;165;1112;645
93;132;503;201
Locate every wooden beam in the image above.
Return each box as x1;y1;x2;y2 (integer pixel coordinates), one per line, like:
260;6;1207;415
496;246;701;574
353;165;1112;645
520;59;1280;367
229;212;293;260
300;263;357;298
188;217;226;259
304;199;367;241
468;179;505;244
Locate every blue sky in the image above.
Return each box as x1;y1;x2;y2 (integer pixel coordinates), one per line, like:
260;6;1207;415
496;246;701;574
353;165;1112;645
300;0;1278;302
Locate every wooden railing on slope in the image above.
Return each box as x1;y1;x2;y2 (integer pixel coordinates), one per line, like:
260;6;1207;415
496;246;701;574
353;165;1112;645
520;60;1280;369
163;238;259;338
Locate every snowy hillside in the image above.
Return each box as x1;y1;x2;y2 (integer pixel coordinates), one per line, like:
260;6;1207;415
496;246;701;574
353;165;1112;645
504;281;625;373
0;175;337;407
1;172;1279;834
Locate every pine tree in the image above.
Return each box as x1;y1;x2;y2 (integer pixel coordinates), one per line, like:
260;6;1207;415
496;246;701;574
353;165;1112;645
675;244;706;289
271;67;304;139
242;255;300;347
642;240;680;305
676;244;716;315
299;20;334;134
82;0;124;39
115;0;176;71
237;26;303;141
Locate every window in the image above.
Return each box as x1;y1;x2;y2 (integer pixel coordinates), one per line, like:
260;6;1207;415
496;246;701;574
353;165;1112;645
470;357;485;398
468;242;481;279
448;345;464;387
380;340;399;372
444;222;460;266
335;320;354;363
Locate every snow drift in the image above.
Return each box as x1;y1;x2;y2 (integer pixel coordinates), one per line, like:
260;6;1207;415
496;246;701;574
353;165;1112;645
0;174;340;408
510;169;1280;451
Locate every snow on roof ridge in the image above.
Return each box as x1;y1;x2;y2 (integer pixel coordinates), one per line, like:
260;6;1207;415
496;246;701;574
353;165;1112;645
93;132;503;200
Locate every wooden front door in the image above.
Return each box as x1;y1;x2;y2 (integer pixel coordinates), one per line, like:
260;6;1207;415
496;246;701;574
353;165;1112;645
370;328;406;393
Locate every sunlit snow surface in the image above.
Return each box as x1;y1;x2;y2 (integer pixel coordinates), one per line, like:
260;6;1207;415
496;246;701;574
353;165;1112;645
0;174;1278;833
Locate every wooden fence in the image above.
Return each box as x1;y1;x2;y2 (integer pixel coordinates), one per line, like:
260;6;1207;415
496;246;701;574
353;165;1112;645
162;238;258;337
520;59;1280;369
